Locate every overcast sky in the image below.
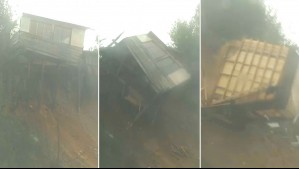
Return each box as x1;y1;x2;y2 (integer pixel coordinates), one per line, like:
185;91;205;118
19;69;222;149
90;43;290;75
8;0;199;49
265;0;299;46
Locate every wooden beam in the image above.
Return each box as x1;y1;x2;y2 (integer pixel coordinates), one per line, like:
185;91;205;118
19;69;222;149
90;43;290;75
77;62;81;113
221;40;245;99
38;59;45;113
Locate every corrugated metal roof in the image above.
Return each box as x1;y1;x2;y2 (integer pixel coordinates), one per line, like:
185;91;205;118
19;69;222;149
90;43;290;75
119;32;190;93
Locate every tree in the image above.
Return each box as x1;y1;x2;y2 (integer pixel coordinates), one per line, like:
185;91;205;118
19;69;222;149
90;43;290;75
0;0;15;104
0;0;14;55
170;4;200;77
201;0;285;50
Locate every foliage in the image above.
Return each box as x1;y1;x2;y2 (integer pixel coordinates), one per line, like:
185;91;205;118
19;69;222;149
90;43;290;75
170;4;199;65
0;0;14;54
170;5;199;57
201;0;286;50
0;0;15;107
0;1;48;167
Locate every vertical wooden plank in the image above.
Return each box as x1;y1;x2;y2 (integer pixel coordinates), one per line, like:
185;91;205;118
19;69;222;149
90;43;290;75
38;59;45;113
51;63;59;111
28;61;31;79
226;40;249;97
232;40;254;96
260;44;274;88
78;61;81;113
240;41;259;93
220;40;245;99
268;45;283;86
249;42;266;91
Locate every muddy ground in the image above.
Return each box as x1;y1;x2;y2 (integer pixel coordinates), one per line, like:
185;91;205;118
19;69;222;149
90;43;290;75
100;85;199;168
202;115;299;168
13;91;98;167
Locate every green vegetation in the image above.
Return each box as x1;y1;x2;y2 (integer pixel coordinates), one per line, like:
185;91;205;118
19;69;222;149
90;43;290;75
0;0;15;59
170;4;199;72
0;1;49;167
201;0;288;50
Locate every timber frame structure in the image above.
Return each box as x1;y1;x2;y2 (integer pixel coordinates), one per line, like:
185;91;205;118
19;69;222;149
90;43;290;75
100;32;190;125
4;13;96;114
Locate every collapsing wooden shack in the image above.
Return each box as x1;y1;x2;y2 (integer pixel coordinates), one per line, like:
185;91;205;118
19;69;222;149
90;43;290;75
3;13;96;113
202;39;299;129
100;31;190;123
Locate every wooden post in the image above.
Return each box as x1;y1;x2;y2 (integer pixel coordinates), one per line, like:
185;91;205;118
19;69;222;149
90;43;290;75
28;60;31;79
38;59;45;113
51;63;59;111
78;62;81;113
56;108;60;167
27;61;31;105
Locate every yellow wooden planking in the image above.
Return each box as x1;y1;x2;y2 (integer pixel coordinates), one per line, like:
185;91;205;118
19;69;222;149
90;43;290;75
248;74;254;81
212;39;289;103
227;49;238;61
250;41;258;51
252;82;260;90
245;53;254;65
233;63;242;76
238;51;246;63
272;72;280;86
235;81;243;92
276;59;285;72
262;77;270;84
215;88;225;95
225;91;233;97
235;63;242;71
267;57;276;69
256;42;265;53
242;65;250;74
256;77;262;83
264;44;272;55
252;54;261;66
218;75;230;88
222;62;234;75
264;69;273;79
248;67;257;78
228;77;237;91
244;80;253;92
256;68;265;82
260;56;269;68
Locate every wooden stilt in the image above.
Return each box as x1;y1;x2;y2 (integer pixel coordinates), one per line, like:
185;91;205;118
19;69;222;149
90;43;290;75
78;62;81;113
51;63;59;111
38;59;45;113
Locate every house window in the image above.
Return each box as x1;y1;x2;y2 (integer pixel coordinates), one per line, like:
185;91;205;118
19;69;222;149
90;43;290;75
29;20;53;40
157;57;179;75
43;25;53;40
29;21;37;34
137;35;151;42
53;26;71;44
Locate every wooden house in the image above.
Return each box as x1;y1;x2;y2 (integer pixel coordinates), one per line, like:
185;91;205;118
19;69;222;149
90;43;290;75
10;13;88;65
